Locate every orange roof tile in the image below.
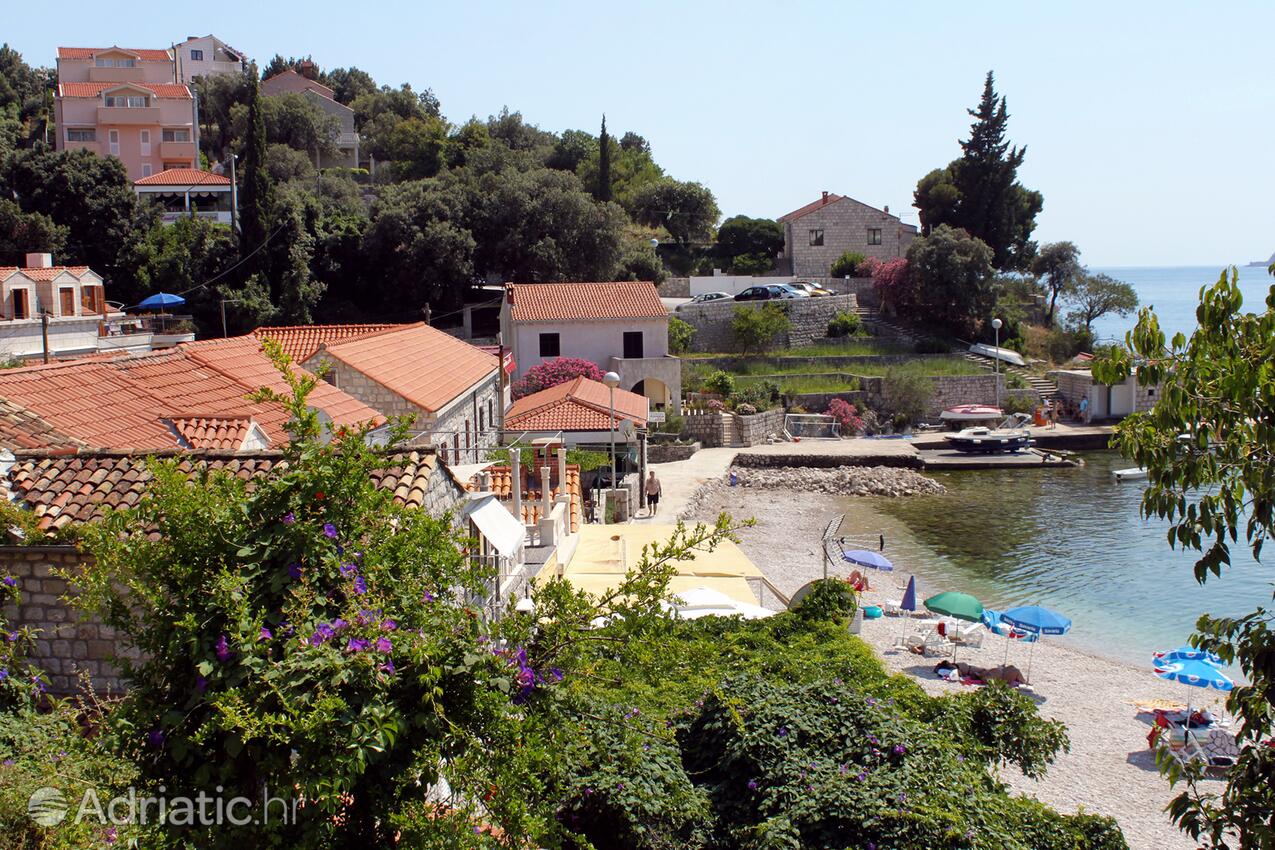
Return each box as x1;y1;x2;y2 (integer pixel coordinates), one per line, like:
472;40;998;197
251;324;401;364
0;398;88;451
166;415;257;450
58;47;173;61
0;266;92;282
506;281;666;323
58;81;191;98
313;324;498;414
778;192;845;222
505;377;648;432
134;168;230;187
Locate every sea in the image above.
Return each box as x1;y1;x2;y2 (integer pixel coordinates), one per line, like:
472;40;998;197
1087;263;1272;344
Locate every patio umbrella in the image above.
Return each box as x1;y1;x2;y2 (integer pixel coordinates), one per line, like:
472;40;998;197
1154;646;1223;668
134;292;186;310
897;575;917;644
924;591;983;622
999;605;1071;683
983;607;1040;671
1153;657;1234;745
843;550;893;571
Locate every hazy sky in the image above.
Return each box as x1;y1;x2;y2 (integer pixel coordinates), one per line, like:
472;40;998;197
8;0;1273;266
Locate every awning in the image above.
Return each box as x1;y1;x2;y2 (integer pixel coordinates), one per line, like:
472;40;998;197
462;495;525;558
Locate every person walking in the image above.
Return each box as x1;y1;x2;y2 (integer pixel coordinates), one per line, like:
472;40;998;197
645;471;662;516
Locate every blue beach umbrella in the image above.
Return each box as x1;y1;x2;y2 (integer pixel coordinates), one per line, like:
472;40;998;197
1154;646;1223;668
843;550;893;572
134;292;186;310
998;605;1071;683
896;575;917;644
1153;657;1234;743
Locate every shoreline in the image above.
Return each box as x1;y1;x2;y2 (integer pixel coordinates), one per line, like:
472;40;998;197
681;482;1225;850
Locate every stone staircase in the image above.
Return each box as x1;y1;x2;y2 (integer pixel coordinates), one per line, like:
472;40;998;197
960;351;1058;400
851;307;919;344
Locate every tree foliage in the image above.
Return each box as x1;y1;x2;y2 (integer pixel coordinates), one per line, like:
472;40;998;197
715;215;782;274
732;303;790;355
1030;241;1082;324
901;224;996;335
1064;272;1138;335
1094;266;1275;850
913;72;1043;270
632;178;720;248
595;114;612;202
668;316;696;354
0;198;66;265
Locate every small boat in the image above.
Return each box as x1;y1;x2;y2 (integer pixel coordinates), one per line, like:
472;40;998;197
940;404;1003;423
944;414;1034;454
1112;467;1148;481
968;343;1027;367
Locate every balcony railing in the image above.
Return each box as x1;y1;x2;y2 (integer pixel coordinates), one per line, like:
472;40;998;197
336;131;359;148
97;105;162;124
160;210;232;225
158;140;196;160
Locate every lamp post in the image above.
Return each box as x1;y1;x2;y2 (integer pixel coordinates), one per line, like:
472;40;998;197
603;372;620;494
991;317;1003;412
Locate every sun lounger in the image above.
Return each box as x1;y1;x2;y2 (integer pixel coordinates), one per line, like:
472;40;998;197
905;630;950;657
881;598;903;617
954;622;984;648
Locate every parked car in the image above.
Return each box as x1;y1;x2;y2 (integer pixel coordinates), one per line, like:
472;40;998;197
734;285;806;301
775;284;811;298
676;291;731;310
789;281;834;297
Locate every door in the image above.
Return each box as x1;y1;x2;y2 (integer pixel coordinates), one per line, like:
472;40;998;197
12;290;28;319
108;129;120;156
623;331;644;359
59;287;76;315
140;129;151;156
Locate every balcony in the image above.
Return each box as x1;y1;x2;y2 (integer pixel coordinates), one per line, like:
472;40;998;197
336;131;359;149
159;140;197;161
88;66;149;83
161;210;232;225
97;105;161;125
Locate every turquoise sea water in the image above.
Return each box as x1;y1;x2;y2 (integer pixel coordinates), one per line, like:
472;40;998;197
1088;264;1272;344
838;452;1275;667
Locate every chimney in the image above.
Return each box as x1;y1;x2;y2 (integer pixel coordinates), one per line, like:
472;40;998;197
884;205;890;215
821;191;829;202
25;253;53;269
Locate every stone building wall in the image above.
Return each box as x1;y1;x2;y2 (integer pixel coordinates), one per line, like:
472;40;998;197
0;546;132;695
784;197;917;278
678;294;857;353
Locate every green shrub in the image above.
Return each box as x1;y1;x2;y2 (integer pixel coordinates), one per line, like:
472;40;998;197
703;369;736;396
881;368;934;425
668;316;696;354
1005;371;1030;390
791;577;858;625
829;250;868;278
731;303;790;355
826;310;865;338
661;412;685;436
735;402;757;415
1002;394;1038;415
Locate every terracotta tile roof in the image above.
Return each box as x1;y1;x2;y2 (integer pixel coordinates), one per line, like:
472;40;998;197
778;193;845;222
261;70;336;100
251;324;401;364
505;281;667;323
0;340;382;451
58;81;191;98
0;266;92;282
134;169;230;187
58;47;173;61
313;324;498;414
467;464;581;532
2;449;444;532
166;415;257;450
505;377;648;432
0;399;88;451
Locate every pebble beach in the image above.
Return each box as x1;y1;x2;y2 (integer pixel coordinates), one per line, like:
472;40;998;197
680;474;1227;850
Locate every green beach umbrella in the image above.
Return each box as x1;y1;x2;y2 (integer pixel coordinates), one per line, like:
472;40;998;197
924;591;984;623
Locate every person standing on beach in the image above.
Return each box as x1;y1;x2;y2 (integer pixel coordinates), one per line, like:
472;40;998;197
645;471;662;515
1079;395;1090;424
1049;401;1059;429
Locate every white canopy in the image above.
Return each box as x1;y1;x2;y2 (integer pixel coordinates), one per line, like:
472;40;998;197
461;494;525;558
662;585;774;621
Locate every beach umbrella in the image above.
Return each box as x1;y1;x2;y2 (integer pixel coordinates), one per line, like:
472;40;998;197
134;292;186;310
1154;646;1223;668
999;605;1071;683
897;575;917;644
842;549;893;572
924;591;983;622
1153;657;1235;745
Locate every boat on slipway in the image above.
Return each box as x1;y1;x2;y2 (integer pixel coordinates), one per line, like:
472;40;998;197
945;414;1034;454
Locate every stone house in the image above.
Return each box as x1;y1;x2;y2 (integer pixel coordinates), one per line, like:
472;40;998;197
174;34;245;82
779;192;918;277
1049;368;1160;420
503;375;648;448
260;70;359;169
501;281;681;412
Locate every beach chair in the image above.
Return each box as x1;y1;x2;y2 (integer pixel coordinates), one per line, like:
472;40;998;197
954;622;984;648
1200;728;1240;772
881;598;903;617
905;629;950;657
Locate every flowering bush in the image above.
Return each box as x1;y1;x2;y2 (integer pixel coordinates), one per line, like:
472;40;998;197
735;403;757;416
511;356;605;399
707;399;725;412
871;258;912;312
702;369;735;397
827;398;864;434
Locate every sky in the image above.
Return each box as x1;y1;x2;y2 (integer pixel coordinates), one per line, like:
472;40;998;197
7;0;1273;266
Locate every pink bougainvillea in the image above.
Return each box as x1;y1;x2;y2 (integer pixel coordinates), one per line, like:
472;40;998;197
826;398;863;434
870;258;912;312
511;357;605;399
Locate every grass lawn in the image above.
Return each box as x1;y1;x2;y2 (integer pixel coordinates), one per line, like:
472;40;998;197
728;358;989;395
684;338;911;358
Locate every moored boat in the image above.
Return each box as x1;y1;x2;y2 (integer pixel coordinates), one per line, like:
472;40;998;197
944;414;1034;454
940;404;1003;423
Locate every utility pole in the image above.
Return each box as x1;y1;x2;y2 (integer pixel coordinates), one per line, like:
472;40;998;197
423;303;431;325
40;310;50;364
220;299;228;338
229;154;239;233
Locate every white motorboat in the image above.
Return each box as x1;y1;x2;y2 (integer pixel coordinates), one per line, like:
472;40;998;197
944;413;1034;454
1112;467;1148;481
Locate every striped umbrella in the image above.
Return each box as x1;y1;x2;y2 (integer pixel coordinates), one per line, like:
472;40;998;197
1153;656;1234;745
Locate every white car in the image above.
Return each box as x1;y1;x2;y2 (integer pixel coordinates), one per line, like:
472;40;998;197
676;291;731;310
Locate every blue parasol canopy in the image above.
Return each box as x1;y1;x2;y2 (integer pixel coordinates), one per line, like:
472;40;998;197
900;575;916;612
1155;659;1234;691
135;292;186;310
842;549;893;571
1154;646;1223;668
1000;605;1072;636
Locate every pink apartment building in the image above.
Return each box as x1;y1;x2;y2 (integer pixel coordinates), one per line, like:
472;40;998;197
54;46;197;181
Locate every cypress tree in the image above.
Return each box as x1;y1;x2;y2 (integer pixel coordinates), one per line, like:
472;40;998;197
595;114;612;202
238;75;273;282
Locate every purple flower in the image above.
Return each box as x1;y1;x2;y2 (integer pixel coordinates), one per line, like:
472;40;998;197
105;826;118;844
215;635;231;662
375;636;393;654
195;675;207;693
282;512;295;525
777;726;788;737
379;659;396;675
1;576;16;587
423;590;435;602
322;523;338;539
357;609;375;625
515;667;536;688
747;778;759;791
339;563;357;577
309;623;335;646
287;562;302;579
5;631;17;643
893;744;907;755
331;618;349;632
549;667;564;682
346;637;370;653
147;729;165;748
868;733;879;745
380;619;397;631
258;626;273;642
1;758;13;766
839;763;848;775
353;576;368;595
0;669;7;682
856;770;868;782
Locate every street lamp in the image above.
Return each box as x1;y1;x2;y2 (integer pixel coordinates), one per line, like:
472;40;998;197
603;371;620;490
991;318;1003;412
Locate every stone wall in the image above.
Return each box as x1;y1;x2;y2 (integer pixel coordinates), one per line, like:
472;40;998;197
646;441;701;463
658;277;690;297
683;411;730;447
783;196;916;277
0;546;132;695
736;410;787;445
677;294;857;353
689;353;954;373
682;409;786;447
732;452;922;470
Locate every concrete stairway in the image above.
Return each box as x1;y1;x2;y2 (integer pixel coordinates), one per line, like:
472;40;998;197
960;351;1058;400
851;306;919;344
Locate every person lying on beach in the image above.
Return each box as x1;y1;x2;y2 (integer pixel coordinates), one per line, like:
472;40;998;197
933;661;1027;686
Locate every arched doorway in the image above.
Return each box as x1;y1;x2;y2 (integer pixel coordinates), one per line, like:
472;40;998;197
630;377;670;410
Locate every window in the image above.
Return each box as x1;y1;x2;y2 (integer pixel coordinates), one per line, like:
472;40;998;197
162;162;186;171
95;57;136;68
12;290;29;320
867;227;882;245
623;331;644;359
487;398;494;428
538;332;560;357
59;288;75;315
108;129;119;156
808;229;824;246
82;286;98;314
478;408;484;432
189;49;204;61
162;128;190;142
66;127;96;142
141;163;152;177
139;129;150;156
104;95;148;108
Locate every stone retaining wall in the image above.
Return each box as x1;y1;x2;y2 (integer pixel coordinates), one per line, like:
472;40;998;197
688;353;952;372
646;441;702;463
732;452;922;470
682;409;786;447
677;294;857;353
658;277;690;297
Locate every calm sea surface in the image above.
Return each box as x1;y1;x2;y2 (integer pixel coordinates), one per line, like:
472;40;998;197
838;452;1275;666
1087;264;1272;344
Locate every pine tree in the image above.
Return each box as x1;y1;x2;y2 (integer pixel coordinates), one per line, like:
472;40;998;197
238;75;273;282
595;114;612;202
